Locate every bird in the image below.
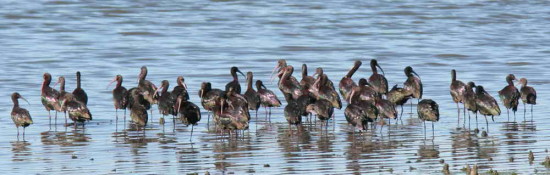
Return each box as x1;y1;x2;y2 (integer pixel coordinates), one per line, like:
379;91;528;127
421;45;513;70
417;99;439;137
128;90;149;127
403;66;422;111
348;78;377;104
284;101;303;129
450;69;467;122
278;65;303;101
213;87;250;133
225;66;246;94
518;78;536;120
314;74;342;109
72;71;88;105
463;82;477;127
174;94;201;140
498;74;520;120
127;87;151;116
155;80;175;119
344;101;378;132
270;59;288;83
199;82;224;125
386;84;412;119
11;92;33;137
107;75;128;121
41;73;62;125
339;60;361;103
60;93;92;127
54;76;72;124
243;72;261;119
171;76;189;102
368;59;388;95
306;99;334;130
300;64;315;89
137;66;158;107
475;85;501;131
375;97;398;125
256;80;282;118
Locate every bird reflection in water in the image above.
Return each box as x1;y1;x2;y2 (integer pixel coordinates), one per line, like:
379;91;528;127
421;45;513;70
11;141;31;162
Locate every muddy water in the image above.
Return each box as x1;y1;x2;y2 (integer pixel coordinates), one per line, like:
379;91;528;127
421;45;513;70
1;0;550;174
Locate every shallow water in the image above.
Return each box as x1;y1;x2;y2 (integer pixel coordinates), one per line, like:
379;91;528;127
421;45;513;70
1;0;550;174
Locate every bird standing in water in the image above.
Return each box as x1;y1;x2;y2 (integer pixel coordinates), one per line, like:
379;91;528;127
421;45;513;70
450;69;466;123
417;99;439;137
300;64;315;88
225;66;246;94
72;71;88;105
174;94;201;140
60;93;92;128
278;65;303;101
137;66;157;122
108;75;128;121
368;59;388;95
11;92;33;138
256;80;282;119
462;82;478;127
498;74;520;121
41;73;62;126
244;72;261;119
386;84;411;120
403;66;422;112
171;76;189;102
339;60;361;103
475;85;501;132
518;78;536;120
54;76;71;124
129;91;148;127
155;80;176;121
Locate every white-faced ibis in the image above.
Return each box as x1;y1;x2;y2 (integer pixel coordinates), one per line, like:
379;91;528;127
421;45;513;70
270;59;288;83
137;66;158;105
348;78;377;104
314;74;342;109
155;80;175;118
171;76;189;101
403;66;422;111
313;67;336;91
450;69;467;122
213;87;250;132
108;75;128;120
129;91;148;127
54;76;71;124
284;101;303;128
518;78;536;119
174;94;201;140
344;101;378;132
375;97;398;124
300;64;315;88
339;60;361;103
386;84;412;119
72;71;88;105
127;87;151;115
417;99;439;136
368;59;388;95
256;80;282;117
60;93;92;127
225;66;246;94
41;73;62;124
11;92;33;137
244;72;260;119
305;99;334;129
199;82;224;125
278;65;303;101
475;85;501;131
498;74;520;120
463;82;477;127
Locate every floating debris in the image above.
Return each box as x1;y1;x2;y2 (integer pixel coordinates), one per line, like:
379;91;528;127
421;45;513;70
442;163;450;174
264;164;270;167
542;156;550;168
440;159;445;164
509;157;514;162
488;157;493;161
481;131;488;137
205;171;210;175
72;154;77;159
529;150;535;163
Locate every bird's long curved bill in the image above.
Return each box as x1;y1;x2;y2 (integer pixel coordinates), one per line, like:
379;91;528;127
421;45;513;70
412;70;420;79
153;85;163;98
269;65;280;84
183;82;188;90
349;89;355;103
377;64;385;76
107;78;116;89
20;96;30;105
53;81;59;88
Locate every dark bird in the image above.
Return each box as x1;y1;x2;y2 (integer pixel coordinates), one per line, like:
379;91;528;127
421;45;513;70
225;66;246;94
108;75;128;120
339;60;361;103
312;67;335;91
256;80;282;116
11;92;33;137
171;76;189;102
244;72;261;119
137;66;158;106
278;65;303;101
344;101;378;132
300;64;315;89
386;84;412;119
314;74;342;109
129;91;148;127
54;76;71;124
155;80;175;118
463;82;478;126
518;78;536;118
284;101;303;127
127;88;151;114
450;69;467;121
368;59;388;95
72;71;88;105
348;78;377;104
475;85;501;130
213;87;250;131
60;93;92;127
174;95;201;140
306;99;334;128
375;97;398;124
417;99;439;136
498;74;520;120
270;59;288;83
41;73;62;124
199;82;224;125
403;66;422;111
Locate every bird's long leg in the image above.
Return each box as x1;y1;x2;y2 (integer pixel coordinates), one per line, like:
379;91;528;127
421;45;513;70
23;127;26;140
507;108;509;121
531;104;534;122
484;115;489;133
423;121;426;140
523;102;526;121
64;112;67;126
190;125;194;142
49;111;52;129
475;112;478;129
456;102;460;124
432;122;435;139
468;111;471;129
17;127;20;138
150;109;153;123
55;111;58;126
410;100;413;114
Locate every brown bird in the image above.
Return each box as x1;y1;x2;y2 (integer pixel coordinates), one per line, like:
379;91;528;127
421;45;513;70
244;72;261;119
11;92;33;137
213;87;250;132
129;91;148;127
306;99;334;130
174;94;201;140
463;82;478;127
278;65;303;101
417;99;439;137
72;71;88;105
368;59;388;95
300;64;315;89
155;80;175;118
339;60;361;103
108;75;128;121
498;74;520;120
386;84;412;119
270;59;288;83
518;78;536;120
450;69;467;122
349;78;377;104
41;73;62;125
137;66;158;108
199;82;224;125
344;101;378;132
225;66;246;94
314;74;342;109
60;93;92;127
475;85;501;131
256;80;282;118
54;76;72;124
403;66;422;112
171;76;189;102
